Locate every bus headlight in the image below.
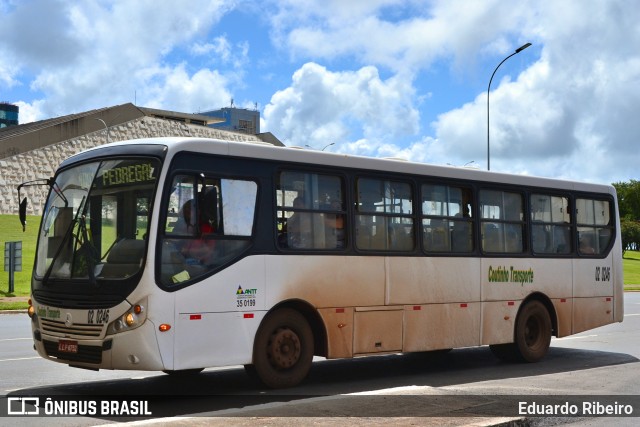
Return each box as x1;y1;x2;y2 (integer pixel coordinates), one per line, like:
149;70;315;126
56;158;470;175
106;297;148;335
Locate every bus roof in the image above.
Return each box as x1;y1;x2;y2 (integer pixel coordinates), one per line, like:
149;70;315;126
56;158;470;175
65;136;615;195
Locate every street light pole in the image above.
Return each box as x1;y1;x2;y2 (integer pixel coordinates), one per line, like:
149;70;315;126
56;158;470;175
95;118;109;144
321;142;335;151
487;42;531;171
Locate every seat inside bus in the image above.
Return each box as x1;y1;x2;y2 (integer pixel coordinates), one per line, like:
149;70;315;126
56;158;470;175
99;239;145;278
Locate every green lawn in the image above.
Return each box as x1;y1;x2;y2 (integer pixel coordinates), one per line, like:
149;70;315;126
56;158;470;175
1;212;639;311
623;250;640;290
0;214;40;301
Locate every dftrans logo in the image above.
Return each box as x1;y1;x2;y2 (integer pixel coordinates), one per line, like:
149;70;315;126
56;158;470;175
7;397;40;415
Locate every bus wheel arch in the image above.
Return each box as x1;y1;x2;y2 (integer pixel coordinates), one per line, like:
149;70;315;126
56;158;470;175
513;295;555;363
490;293;556;363
250;301;325;388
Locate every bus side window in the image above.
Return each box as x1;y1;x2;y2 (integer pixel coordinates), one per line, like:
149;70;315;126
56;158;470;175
159;175;257;286
276;171;345;250
480;189;524;254
422;184;473;253
356;178;414;251
530;194;571;254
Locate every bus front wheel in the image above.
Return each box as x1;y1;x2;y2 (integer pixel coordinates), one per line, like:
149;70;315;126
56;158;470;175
514;300;552;362
252;308;314;389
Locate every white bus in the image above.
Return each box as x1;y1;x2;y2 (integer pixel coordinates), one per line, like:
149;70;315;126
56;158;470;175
20;137;623;388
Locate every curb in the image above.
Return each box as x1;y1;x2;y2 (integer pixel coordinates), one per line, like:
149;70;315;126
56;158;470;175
0;309;27;314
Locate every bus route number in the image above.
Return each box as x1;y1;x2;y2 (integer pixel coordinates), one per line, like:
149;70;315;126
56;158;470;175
87;309;110;324
595;266;611;282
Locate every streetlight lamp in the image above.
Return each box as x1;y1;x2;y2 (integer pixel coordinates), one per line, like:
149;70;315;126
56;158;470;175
95;118;109;144
486;42;531;171
305;143;335;151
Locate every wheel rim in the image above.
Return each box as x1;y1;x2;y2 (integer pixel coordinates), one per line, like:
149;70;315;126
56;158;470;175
267;327;301;370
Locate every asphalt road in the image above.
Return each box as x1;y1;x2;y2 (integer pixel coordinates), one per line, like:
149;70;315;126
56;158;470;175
1;293;639;426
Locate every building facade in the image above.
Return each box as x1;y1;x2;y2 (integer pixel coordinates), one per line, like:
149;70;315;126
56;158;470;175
0;103;281;216
0;102;19;128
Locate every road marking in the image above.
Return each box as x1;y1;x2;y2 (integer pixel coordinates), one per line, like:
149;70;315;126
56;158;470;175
0;356;41;362
0;337;32;342
554;334;598;341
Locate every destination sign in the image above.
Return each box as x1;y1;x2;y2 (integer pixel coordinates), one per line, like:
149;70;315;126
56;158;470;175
101;163;155;188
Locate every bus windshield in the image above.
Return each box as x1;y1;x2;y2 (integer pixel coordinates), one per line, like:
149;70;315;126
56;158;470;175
35;158;160;283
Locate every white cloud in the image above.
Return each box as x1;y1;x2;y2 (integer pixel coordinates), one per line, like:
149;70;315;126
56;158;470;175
1;0;234;119
259;0;640;184
140;64;232;113
262;62;418;150
427;1;640;183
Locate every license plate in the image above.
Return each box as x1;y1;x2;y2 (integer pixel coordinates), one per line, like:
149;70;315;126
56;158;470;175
58;340;78;354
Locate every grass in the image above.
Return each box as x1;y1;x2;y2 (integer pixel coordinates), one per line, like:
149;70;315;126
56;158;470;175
1;212;639;310
623;250;640;290
0;215;40;295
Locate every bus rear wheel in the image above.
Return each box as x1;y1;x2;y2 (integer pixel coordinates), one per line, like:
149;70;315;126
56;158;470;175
514;300;552;362
252;308;314;389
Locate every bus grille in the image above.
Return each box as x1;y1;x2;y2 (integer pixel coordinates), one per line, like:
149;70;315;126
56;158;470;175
43;340;103;364
40;318;104;338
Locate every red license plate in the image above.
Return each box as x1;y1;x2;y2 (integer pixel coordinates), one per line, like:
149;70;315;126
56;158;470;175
58;340;78;354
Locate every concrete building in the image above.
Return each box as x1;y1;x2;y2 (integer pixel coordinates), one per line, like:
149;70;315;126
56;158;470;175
0;103;282;216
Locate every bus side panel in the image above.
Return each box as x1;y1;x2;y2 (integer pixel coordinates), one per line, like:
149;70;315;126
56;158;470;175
481;301;517;345
173;311;265;369
572;255;613;299
572;255;615;333
318;307;354;358
173;256;267;369
551;298;573;337
405;303;481;351
264;255;385;308
482;259;573;302
386;257;480;305
572;297;614;335
353;307;403;354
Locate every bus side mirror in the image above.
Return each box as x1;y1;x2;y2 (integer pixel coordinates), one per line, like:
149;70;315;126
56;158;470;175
19;197;27;232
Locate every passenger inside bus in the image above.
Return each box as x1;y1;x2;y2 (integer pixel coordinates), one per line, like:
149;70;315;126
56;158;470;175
180;188;217;265
579;234;596;254
324;199;345;249
172;200;196;235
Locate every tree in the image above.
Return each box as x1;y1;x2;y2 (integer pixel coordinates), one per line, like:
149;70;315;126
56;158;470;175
620;218;640;255
614;180;640;254
613;180;640;220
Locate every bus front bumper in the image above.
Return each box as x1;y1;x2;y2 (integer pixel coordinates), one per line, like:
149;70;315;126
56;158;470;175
32;320;165;371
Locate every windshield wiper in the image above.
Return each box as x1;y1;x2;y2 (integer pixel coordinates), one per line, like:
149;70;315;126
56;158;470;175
76;214;98;287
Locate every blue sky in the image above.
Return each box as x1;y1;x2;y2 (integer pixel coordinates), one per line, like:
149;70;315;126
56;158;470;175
1;0;638;185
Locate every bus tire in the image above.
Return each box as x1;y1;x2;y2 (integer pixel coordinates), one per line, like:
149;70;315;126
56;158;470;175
514;300;552;363
252;308;314;389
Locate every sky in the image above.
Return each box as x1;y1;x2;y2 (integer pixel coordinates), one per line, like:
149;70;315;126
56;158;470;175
0;0;638;185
